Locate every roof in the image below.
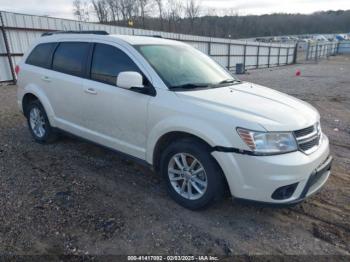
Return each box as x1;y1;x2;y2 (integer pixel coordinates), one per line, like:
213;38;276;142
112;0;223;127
110;35;186;46
39;33;186;46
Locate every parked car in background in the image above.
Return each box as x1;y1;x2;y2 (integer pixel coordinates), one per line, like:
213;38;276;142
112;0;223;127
16;32;332;209
336;34;346;41
313;35;329;42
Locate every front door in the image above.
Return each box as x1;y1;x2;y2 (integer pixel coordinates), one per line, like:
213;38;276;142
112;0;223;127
81;43;152;160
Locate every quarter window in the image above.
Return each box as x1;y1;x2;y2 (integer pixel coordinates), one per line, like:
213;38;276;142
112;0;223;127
91;43;140;85
26;43;57;69
52;42;90;77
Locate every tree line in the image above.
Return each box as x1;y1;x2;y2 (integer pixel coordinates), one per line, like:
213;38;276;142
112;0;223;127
72;1;350;38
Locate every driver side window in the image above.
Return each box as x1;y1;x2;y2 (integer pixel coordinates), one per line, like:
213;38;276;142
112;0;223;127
90;43;141;86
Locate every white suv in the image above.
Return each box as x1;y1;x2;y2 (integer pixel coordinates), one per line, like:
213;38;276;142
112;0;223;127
17;31;332;209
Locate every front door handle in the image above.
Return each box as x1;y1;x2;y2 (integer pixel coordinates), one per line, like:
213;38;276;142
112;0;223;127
41;76;51;82
84;88;97;95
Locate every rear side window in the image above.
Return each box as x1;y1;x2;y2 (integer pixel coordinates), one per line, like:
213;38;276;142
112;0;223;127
91;43;140;85
26;43;56;69
52;42;90;77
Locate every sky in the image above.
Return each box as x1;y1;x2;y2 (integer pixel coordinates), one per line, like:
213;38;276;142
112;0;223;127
0;0;349;20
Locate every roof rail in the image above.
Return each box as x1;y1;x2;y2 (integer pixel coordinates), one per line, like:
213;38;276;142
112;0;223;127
41;30;109;36
135;35;163;38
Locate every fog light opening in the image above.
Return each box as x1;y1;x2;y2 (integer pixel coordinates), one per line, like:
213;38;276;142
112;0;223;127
271;183;299;200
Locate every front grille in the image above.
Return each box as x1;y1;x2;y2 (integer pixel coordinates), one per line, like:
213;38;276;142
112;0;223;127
299;137;319;151
294;123;321;154
294;125;315;137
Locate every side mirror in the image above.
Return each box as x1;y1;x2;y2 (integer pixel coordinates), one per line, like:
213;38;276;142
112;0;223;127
117;71;144;89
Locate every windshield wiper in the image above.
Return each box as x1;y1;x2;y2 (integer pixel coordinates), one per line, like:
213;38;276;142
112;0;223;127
169;79;241;90
218;79;241;84
169;83;210;90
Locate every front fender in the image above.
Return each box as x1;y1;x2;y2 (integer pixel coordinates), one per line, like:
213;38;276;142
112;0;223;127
146;115;232;164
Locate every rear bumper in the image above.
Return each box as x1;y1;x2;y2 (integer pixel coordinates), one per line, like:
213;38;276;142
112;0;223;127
212;134;331;204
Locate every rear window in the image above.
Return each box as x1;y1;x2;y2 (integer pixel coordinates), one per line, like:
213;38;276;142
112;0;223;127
52;42;90;77
26;43;57;69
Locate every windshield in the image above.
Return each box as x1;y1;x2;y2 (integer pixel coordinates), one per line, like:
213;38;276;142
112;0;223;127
134;44;239;90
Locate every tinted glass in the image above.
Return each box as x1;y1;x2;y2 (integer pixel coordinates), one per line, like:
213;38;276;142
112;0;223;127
26;43;56;69
52;42;90;77
91;43;140;85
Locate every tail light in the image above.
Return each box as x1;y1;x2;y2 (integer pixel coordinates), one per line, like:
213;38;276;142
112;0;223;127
15;65;20;76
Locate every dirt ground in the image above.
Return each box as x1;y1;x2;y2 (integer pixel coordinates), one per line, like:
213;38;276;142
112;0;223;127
0;55;349;257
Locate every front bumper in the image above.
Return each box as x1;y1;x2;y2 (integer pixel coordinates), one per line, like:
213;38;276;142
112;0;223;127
212;134;331;204
236;155;332;207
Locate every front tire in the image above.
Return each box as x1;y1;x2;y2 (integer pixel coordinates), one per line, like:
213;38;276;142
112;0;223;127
160;138;226;210
26;100;57;143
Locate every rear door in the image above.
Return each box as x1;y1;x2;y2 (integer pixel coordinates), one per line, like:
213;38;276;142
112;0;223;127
48;41;91;132
22;42;57;108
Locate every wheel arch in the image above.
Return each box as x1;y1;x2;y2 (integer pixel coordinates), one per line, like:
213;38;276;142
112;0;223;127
21;86;56;126
22;93;39;117
147;116;232;164
152;131;212;172
151;130;231;196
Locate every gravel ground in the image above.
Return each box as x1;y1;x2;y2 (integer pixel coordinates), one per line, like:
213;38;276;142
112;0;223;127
0;55;349;257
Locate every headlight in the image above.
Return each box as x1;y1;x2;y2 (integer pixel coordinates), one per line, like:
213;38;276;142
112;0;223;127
237;128;298;155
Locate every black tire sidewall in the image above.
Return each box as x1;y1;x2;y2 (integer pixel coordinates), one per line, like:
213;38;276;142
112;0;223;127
160;139;225;210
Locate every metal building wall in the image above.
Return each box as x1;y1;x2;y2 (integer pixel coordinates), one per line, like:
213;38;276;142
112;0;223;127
0;11;296;83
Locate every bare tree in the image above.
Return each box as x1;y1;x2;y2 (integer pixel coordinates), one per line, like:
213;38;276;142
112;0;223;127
222;7;239;17
154;0;164;30
205;7;217;17
127;0;137;21
73;0;90;21
106;0;121;22
92;0;109;22
72;3;350;40
139;0;150;28
73;0;83;20
165;0;183;32
185;0;201;31
118;0;127;21
118;0;136;22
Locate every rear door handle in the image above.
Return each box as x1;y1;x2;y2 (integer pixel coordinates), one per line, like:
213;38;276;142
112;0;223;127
84;88;97;95
41;76;51;82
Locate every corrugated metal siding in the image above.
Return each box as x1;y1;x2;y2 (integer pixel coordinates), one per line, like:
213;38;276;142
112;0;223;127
0;10;299;82
0;57;12;80
259;47;269;56
230;45;244;55
0;30;6;53
210;43;229;55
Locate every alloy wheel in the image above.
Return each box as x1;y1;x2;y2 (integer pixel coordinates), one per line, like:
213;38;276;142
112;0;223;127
168;153;208;200
29;107;46;138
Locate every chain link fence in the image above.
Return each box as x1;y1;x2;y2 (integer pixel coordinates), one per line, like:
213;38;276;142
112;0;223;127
296;41;339;62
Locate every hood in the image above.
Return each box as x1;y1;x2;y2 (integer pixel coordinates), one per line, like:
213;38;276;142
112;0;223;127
175;82;319;131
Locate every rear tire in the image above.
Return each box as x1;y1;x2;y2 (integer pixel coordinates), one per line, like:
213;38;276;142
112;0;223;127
26;100;58;143
160;138;225;210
